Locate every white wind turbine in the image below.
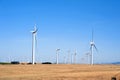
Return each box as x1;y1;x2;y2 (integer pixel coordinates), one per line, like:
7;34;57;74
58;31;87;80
90;29;98;65
85;52;90;64
31;24;38;64
64;52;67;64
74;50;77;64
71;53;73;64
67;50;70;64
64;55;67;64
56;49;60;64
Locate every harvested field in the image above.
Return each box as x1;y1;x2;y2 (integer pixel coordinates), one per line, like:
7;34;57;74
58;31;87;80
0;64;120;80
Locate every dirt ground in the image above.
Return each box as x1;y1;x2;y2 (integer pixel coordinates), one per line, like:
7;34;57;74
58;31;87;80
0;64;120;80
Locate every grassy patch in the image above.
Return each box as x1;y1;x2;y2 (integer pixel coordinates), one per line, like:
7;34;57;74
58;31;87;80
0;62;11;65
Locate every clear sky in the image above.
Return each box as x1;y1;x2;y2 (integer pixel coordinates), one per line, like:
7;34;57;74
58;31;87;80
0;0;120;63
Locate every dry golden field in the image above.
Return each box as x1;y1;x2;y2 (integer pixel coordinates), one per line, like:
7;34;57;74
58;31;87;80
0;64;120;80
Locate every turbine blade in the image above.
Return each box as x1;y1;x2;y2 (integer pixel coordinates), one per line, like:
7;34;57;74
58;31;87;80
35;34;38;55
34;24;37;31
35;35;37;47
90;46;92;51
34;24;38;33
30;31;34;33
34;28;38;33
94;45;98;52
36;28;38;32
92;28;94;42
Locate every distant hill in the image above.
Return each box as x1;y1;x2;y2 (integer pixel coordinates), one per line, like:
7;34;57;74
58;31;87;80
112;62;120;64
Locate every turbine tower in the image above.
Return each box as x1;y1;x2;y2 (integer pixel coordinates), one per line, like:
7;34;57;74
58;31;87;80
71;53;73;64
56;49;60;64
31;24;38;65
67;50;70;64
74;50;77;64
90;28;98;65
64;56;67;64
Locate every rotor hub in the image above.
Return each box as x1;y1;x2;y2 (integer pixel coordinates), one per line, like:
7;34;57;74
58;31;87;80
90;42;94;45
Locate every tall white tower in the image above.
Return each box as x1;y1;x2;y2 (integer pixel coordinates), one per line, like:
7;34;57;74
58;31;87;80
56;49;60;64
31;24;38;64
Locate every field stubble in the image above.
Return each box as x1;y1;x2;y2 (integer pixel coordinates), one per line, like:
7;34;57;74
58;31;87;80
0;64;120;80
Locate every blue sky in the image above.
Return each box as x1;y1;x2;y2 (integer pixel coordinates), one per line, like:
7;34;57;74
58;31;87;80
0;0;120;63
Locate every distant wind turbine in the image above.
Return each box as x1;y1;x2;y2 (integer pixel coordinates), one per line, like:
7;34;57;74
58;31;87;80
63;53;67;64
71;53;73;64
74;50;77;64
31;24;38;65
90;28;98;65
56;49;60;64
85;52;90;64
67;50;70;64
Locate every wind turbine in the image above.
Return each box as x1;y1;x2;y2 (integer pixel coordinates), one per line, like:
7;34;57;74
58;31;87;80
64;52;67;64
31;24;38;65
74;50;77;64
85;52;90;64
90;28;98;65
56;49;60;64
64;55;67;64
67;50;70;64
71;53;73;64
